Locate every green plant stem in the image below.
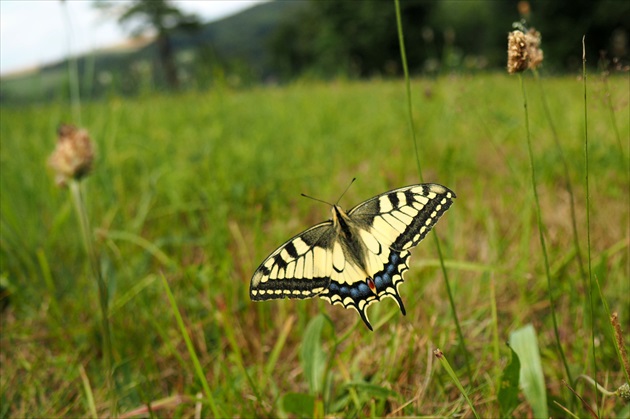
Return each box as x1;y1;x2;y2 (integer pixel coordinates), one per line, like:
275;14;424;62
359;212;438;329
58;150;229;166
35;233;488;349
435;349;480;419
600;74;624;156
69;179;115;414
582;36;599;413
518;75;572;386
534;70;587;288
61;0;81;124
161;274;221;417
394;0;422;178
394;0;472;384
577;375;618;397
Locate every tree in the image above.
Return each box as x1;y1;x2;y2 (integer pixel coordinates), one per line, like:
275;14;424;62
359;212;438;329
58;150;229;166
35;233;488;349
270;0;437;80
94;0;201;89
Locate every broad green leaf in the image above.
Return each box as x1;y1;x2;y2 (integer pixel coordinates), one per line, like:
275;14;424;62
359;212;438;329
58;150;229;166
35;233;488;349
498;343;521;418
280;392;315;418
300;314;330;395
509;324;547;418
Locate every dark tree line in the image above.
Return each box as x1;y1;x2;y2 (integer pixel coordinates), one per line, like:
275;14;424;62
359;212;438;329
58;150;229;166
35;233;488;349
90;0;628;89
269;0;629;79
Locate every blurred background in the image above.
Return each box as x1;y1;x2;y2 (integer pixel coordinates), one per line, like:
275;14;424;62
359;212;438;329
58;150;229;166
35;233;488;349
2;0;628;104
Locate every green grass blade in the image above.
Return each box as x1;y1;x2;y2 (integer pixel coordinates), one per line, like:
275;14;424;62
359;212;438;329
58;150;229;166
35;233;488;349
160;274;220;417
301;314;329;396
78;364;97;419
262;315;295;389
394;0;472;383
434;349;479;419
583;36;599;415
518;74;572;387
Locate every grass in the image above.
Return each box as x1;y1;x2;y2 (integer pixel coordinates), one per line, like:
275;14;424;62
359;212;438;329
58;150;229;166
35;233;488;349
0;73;628;417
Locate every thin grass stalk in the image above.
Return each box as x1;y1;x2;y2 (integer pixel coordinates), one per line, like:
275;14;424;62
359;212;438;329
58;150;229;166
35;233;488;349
218;309;263;409
68;179;116;414
393;0;422;178
582;36;599;413
489;272;501;385
78;364;98;419
160;274;220;417
518;75;572;385
394;0;472;384
434;349;480;419
60;0;81;124
600;73;624;156
533;70;587;287
36;248;63;323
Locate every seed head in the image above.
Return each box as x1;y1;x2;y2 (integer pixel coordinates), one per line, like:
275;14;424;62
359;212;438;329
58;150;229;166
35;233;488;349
525;29;544;70
48;124;95;187
507;30;529;74
507;28;544;74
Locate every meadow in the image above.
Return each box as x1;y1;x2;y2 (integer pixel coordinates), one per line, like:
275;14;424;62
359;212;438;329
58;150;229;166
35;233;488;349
1;73;628;417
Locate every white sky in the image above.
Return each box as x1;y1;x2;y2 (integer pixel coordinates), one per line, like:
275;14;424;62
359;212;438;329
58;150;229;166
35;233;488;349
0;0;265;76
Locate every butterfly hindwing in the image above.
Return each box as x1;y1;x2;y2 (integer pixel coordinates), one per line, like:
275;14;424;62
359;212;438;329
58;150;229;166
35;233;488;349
250;183;456;330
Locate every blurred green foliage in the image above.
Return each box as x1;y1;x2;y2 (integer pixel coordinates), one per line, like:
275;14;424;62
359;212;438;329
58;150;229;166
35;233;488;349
2;0;628;104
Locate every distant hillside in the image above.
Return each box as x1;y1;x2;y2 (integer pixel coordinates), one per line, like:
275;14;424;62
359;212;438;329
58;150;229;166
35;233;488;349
0;1;305;104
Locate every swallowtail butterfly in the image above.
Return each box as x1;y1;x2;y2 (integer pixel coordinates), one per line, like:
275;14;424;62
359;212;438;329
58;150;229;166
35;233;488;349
250;183;455;330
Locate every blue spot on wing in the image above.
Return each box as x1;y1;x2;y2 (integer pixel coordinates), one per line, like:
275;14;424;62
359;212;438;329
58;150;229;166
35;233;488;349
323;250;409;329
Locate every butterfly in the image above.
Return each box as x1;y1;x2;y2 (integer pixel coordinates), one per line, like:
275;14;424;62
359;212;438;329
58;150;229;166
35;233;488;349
250;183;456;330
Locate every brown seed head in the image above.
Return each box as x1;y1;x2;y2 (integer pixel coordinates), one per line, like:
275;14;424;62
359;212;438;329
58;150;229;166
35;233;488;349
507;30;529;74
507;28;544;74
525;28;544;70
48;124;95;187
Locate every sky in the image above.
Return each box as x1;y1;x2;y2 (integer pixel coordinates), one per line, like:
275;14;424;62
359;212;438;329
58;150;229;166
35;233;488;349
0;0;265;76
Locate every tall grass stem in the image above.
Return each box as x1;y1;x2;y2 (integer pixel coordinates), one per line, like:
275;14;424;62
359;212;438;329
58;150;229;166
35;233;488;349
582;36;599;412
60;1;82;124
601;74;624;156
160;274;221;417
533;70;587;286
434;349;480;419
68;179;115;414
394;0;472;383
518;75;572;386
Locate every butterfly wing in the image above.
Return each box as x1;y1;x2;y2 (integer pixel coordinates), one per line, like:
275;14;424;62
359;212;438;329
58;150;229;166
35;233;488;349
317;183;456;330
250;222;336;300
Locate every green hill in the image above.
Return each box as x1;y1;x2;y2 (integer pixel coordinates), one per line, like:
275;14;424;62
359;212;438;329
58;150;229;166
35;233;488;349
0;1;304;104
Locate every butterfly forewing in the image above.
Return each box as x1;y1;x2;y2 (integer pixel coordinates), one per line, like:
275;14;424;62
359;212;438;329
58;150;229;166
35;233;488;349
250;222;335;300
250;183;456;330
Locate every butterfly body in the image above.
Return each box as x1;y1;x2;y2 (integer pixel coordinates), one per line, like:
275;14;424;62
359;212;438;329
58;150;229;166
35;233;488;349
250;183;455;330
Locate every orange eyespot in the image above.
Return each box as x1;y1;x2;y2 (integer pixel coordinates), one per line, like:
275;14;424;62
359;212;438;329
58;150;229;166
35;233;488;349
367;278;377;294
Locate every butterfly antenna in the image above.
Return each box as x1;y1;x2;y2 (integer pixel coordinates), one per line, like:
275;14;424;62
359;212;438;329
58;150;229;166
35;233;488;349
300;193;333;206
335;177;356;205
301;178;356;207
